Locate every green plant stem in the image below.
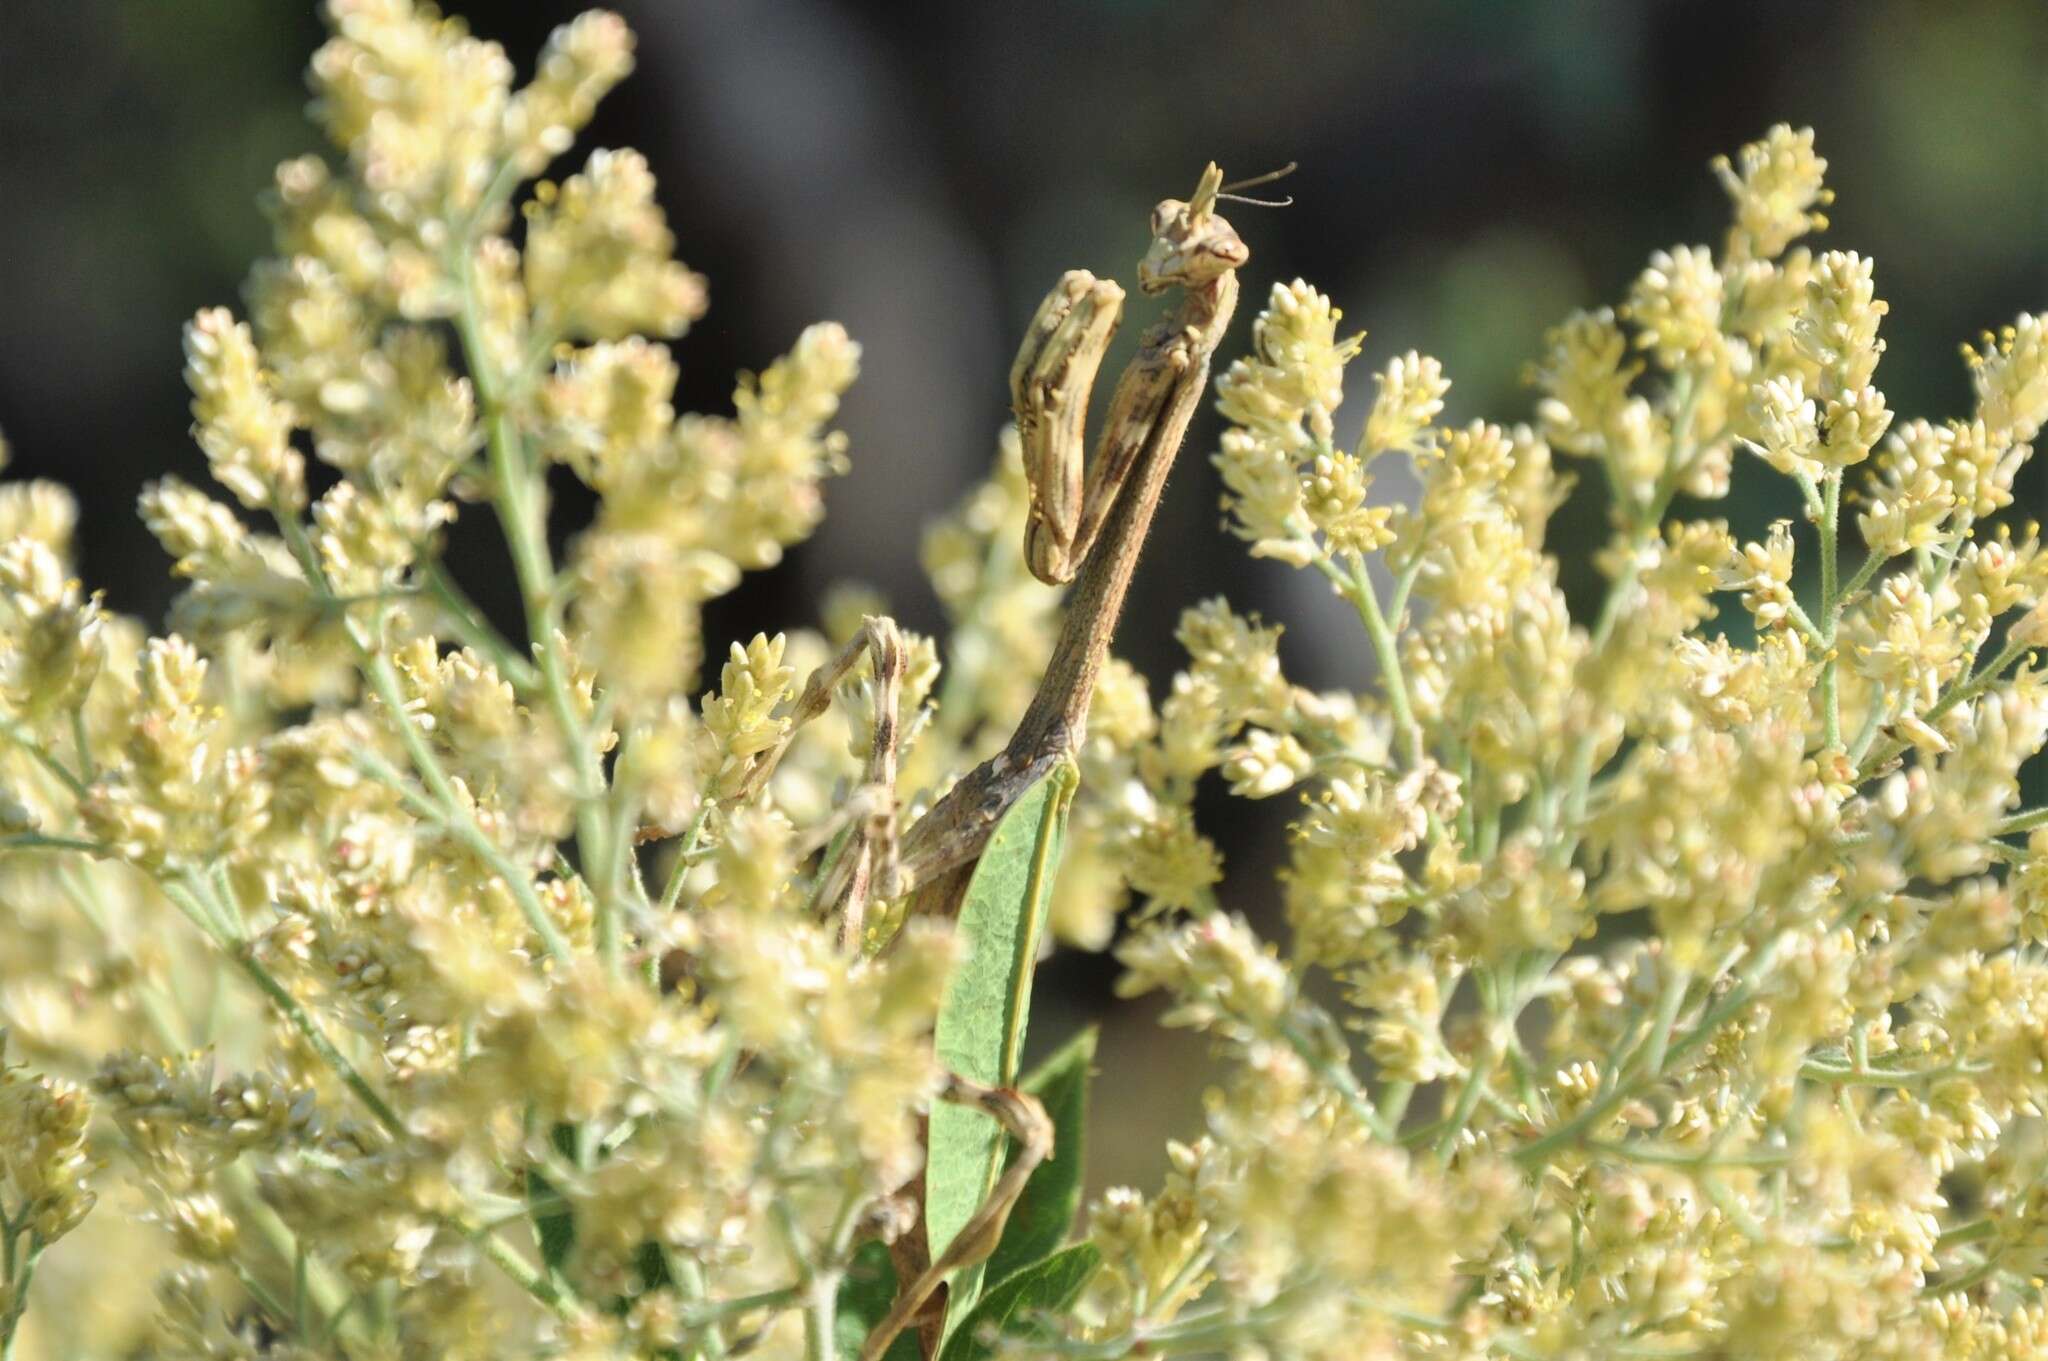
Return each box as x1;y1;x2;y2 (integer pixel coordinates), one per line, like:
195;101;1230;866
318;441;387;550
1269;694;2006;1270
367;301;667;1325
659;802;715;913
421;557;543;691
1923;515;1971;596
226;940;406;1136
1818;468;1842;751
234;1264;297;1330
293;1245;310;1336
454;247;619;974
1377;1079;1415;1133
0;1231;40;1361
1855;630;2040;783
1929;1253;2005;1299
1276;1013;1394;1143
1319;553;1424;770
1789;465;1825;519
1516;928;1795;1165
1583;1138;1789;1169
802;1269;836;1361
1998;806;2047;836
809;1182;869;1361
763;1193;838;1361
1431;966;1503;1157
67;706;95;784
160;875;239;942
1554;383;1710;853
599;723;650;933
1501;1037;1542;1113
221;1162;354;1345
478;403;604;809
191;879;581;1323
467;1229;583;1318
351;667;574;965
682;1284;805;1328
1845;694;1889;769
1781;601;1828;651
0;833;105;855
266;492;575;967
1433;1034;1498;1158
1798;1057;1984;1087
1639;965;1692;1082
0;722;86;799
1838;542;1887;605
1936;1216;2000;1249
670;1251;730;1358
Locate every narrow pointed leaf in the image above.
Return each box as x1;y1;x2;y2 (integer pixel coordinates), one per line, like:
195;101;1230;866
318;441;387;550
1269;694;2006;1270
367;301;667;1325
937;1244;1101;1361
528;1122;579;1275
835;1242;920;1361
528;1167;575;1276
983;1025;1097;1288
926;759;1077;1320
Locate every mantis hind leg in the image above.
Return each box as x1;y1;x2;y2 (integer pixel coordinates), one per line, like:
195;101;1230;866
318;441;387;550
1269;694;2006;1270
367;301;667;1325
724;616;912;950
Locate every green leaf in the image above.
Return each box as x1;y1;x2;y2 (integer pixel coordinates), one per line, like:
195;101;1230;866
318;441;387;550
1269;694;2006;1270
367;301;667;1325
835;1242;921;1361
926;758;1078;1321
983;1026;1096;1289
528;1122;579;1276
937;1243;1100;1361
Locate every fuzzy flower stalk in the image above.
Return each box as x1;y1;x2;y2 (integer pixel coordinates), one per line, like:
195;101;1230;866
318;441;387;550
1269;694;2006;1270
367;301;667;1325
0;8;2044;1360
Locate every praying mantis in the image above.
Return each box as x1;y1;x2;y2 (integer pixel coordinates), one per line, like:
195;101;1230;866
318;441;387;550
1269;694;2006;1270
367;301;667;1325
890;161;1253;917
751;160;1266;941
735;161;1273;1361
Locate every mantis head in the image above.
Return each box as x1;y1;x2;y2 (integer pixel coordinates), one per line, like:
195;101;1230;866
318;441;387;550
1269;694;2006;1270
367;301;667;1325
1137;162;1249;296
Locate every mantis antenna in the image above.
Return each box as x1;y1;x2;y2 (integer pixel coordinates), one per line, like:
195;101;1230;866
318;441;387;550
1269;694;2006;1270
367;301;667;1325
1218;159;1299;206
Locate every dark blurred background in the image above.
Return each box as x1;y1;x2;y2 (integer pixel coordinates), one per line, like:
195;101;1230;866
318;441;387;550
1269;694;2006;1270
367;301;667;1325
3;0;2046;1187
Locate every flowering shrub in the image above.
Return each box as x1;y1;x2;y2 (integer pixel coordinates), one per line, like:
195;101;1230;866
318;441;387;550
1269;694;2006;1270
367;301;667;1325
2;4;2047;1359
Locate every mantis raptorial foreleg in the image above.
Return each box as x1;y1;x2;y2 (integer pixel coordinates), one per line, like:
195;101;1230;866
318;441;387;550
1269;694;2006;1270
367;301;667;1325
1011;271;1124;583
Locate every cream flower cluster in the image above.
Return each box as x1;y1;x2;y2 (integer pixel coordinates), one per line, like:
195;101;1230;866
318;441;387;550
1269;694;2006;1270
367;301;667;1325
0;9;2045;1359
1087;122;2048;1360
0;4;964;1357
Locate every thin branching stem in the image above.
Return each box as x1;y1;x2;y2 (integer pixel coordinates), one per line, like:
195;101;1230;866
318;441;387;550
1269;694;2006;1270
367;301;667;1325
450;236;620;972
